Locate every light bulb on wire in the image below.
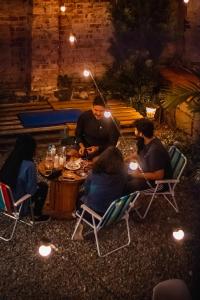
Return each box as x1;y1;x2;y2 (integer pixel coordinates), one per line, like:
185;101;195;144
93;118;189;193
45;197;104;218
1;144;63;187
104;111;111;118
83;69;90;78
60;5;66;12
183;0;189;3
69;34;76;44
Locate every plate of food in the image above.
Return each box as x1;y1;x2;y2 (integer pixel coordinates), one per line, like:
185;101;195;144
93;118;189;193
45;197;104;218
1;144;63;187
65;161;81;171
62;170;77;180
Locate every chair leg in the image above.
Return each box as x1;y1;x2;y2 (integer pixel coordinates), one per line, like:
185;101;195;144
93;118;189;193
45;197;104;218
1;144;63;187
163;194;179;213
0;218;18;242
135;193;156;219
93;214;131;257
71;210;85;240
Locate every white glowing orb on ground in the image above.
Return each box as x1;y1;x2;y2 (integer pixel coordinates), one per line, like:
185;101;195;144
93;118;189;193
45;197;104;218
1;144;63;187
129;161;138;171
104;111;111;118
183;0;189;3
69;34;76;43
39;245;52;257
173;229;185;241
83;70;90;77
60;5;66;12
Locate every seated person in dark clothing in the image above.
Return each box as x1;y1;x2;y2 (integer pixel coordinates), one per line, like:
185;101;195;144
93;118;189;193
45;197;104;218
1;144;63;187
73;146;128;240
126;118;172;192
75;96;120;158
0;134;50;222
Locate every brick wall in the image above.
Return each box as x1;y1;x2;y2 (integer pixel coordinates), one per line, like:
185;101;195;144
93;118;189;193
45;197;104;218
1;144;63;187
0;0;112;95
184;0;200;63
0;0;31;93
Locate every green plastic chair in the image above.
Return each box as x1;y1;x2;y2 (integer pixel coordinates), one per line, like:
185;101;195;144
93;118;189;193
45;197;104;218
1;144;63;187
71;192;140;257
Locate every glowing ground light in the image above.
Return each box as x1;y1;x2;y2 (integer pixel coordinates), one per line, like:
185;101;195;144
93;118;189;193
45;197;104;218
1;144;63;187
39;245;52;257
69;34;76;43
60;5;66;12
104;111;111;118
129;161;138;171
83;70;90;77
173;229;185;241
146;107;157;119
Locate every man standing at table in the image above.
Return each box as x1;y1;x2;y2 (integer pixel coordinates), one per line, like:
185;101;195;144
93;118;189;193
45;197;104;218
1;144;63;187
75;96;120;158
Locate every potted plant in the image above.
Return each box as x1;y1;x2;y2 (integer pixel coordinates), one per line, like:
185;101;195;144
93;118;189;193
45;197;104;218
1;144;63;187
54;75;73;101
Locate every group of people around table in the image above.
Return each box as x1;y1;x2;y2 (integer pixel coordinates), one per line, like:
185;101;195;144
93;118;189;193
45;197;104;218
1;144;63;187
0;96;172;224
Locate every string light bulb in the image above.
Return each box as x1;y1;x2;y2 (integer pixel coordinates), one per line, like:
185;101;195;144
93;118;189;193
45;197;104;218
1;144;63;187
104;111;111;118
39;244;52;257
129;161;138;171
69;34;76;44
173;229;185;241
83;69;90;78
183;0;189;3
60;5;66;12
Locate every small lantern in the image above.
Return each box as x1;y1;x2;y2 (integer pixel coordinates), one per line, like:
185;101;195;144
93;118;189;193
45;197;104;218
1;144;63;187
146;106;157;119
38;238;58;258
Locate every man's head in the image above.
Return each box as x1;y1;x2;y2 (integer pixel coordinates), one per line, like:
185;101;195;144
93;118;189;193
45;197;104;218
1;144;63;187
92;96;106;120
134;118;154;138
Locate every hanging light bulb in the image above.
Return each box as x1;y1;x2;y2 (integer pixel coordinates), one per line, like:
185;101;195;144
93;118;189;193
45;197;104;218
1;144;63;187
60;5;66;12
104;111;111;118
183;0;189;3
83;69;90;78
69;34;76;44
173;229;185;241
129;161;138;171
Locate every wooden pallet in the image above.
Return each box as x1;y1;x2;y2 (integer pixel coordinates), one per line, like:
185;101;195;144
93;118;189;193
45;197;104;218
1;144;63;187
0;99;142;148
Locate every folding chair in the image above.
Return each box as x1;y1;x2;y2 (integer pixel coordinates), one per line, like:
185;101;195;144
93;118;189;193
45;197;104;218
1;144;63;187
133;145;187;219
0;182;34;241
71;192;140;257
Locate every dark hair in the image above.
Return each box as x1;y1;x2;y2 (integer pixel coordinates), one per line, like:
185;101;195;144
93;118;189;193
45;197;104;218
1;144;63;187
92;146;124;174
134;118;154;138
0;134;36;189
93;96;106;107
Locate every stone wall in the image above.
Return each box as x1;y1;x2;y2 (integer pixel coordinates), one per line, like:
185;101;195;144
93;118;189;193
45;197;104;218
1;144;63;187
0;0;112;95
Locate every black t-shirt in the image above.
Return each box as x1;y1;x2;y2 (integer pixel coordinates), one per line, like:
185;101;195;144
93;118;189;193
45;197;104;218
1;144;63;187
138;137;172;180
75;110;120;153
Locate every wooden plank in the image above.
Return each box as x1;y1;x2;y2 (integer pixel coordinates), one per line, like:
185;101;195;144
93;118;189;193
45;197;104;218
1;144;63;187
0;101;50;108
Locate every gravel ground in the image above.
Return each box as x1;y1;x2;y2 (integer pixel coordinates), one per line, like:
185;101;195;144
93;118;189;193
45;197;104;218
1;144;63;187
0;132;200;300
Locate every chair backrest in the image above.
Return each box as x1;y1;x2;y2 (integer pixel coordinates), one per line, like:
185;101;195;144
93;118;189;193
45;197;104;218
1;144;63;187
169;146;187;180
98;192;137;229
0;183;15;213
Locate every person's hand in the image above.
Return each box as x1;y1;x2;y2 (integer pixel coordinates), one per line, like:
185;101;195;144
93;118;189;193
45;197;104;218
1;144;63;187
86;146;99;154
79;145;85;156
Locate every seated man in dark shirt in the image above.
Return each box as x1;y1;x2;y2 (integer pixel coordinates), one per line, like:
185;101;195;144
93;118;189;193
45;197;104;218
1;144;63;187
75;96;120;158
126;118;172;191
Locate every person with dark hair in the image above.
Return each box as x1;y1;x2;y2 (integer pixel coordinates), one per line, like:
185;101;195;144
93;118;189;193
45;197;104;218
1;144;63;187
0;134;49;222
75;96;120;158
126;118;172;191
73;146;128;240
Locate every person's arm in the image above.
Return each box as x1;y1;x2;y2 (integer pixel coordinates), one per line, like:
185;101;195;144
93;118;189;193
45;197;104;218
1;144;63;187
25;162;38;196
75;114;86;155
131;168;164;180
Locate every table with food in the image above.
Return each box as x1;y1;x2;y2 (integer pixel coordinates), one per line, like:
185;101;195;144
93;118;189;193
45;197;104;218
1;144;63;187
38;145;92;219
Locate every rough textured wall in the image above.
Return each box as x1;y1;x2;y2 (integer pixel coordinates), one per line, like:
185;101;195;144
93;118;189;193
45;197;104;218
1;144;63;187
0;0;31;93
184;0;200;63
31;0;112;92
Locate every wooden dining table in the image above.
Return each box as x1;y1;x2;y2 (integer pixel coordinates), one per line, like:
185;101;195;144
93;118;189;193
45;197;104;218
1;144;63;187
38;159;91;219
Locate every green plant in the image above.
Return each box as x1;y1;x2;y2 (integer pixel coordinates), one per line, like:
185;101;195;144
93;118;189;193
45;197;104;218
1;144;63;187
162;82;200;113
98;0;171;111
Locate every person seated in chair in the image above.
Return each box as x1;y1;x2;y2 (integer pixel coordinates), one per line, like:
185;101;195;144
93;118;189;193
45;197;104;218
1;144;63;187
125;118;172;192
75;96;120;159
0;134;50;222
73;146;128;240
